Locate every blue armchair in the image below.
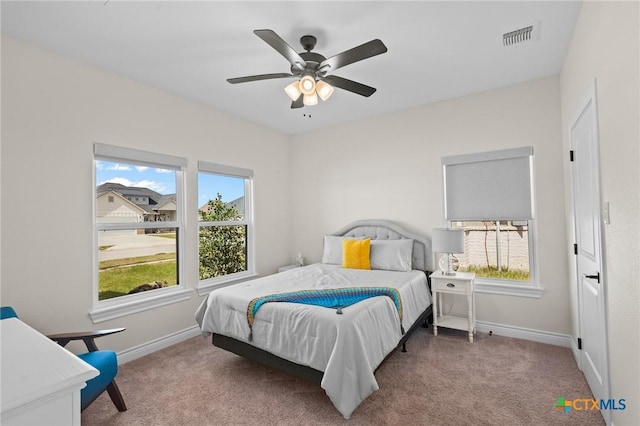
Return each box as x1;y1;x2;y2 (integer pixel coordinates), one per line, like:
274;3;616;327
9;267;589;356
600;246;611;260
0;306;127;412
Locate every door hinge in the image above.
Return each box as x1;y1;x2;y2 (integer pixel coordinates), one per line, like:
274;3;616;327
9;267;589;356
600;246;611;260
570;150;574;161
578;337;582;350
573;243;578;255
584;272;601;283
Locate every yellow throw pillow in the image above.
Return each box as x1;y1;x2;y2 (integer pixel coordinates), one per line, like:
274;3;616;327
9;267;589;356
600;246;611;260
342;238;371;270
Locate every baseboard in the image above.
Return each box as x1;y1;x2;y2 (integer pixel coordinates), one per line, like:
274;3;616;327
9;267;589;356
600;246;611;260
116;325;203;365
116;321;572;365
476;320;572;347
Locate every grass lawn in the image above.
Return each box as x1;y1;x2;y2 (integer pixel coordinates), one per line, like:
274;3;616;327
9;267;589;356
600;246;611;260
460;265;529;281
99;255;177;300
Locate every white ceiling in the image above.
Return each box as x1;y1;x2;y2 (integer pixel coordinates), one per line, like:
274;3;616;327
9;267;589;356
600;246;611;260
1;1;582;135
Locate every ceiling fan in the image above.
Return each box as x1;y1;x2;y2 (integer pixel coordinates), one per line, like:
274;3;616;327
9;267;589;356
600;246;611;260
227;29;388;109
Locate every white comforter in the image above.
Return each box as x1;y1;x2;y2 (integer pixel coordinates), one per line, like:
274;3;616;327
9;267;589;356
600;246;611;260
195;263;431;419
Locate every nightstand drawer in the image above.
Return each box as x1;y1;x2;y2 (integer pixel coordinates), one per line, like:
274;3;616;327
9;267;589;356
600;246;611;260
432;279;469;294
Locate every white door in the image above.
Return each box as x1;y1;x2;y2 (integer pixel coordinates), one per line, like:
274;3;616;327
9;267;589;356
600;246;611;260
570;82;609;420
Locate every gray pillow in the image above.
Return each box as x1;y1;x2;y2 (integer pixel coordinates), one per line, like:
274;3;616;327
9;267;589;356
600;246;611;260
370;239;414;272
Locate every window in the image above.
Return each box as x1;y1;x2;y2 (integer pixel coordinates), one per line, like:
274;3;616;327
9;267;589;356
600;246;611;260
197;161;255;293
451;220;531;281
91;144;189;322
442;147;540;297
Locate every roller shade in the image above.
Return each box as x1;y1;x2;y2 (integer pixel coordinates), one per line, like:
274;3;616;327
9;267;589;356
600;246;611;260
95;143;186;170
198;161;253;178
442;146;534;221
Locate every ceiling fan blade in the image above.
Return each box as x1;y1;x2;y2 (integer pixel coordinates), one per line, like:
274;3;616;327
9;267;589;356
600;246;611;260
319;39;387;73
320;75;377;97
227;73;296;84
291;94;304;109
254;29;307;70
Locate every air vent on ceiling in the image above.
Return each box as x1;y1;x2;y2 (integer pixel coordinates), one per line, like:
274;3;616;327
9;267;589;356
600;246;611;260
503;24;538;47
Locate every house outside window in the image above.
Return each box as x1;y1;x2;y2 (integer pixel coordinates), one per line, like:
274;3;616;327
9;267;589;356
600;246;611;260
441;146;541;297
91;144;189;323
197;161;255;293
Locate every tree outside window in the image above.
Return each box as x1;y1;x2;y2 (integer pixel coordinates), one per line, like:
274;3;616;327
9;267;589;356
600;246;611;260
198;194;247;279
197;163;254;285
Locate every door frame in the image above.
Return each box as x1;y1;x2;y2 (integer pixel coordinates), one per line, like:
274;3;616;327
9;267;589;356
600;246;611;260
568;78;610;418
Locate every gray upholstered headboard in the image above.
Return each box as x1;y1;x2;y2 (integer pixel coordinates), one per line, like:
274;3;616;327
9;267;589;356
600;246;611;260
329;219;432;272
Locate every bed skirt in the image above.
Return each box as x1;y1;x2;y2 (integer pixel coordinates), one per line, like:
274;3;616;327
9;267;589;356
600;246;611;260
212;304;432;385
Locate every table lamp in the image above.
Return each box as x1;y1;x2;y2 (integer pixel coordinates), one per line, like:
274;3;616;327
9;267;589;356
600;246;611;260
432;228;464;276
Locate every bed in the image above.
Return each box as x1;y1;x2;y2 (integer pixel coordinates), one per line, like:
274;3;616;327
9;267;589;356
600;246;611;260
195;219;433;419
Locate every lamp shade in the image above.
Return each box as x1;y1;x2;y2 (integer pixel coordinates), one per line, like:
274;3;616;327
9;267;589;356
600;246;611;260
284;81;302;101
303;91;318;106
432;228;464;253
299;75;316;95
315;80;334;101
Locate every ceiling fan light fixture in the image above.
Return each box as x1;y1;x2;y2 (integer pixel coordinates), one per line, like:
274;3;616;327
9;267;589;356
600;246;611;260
299;74;316;95
228;30;387;109
303;92;318;106
315;80;334;101
284;80;301;101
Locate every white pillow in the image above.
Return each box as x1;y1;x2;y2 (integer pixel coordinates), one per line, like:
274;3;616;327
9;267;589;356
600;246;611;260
321;235;363;265
370;239;414;272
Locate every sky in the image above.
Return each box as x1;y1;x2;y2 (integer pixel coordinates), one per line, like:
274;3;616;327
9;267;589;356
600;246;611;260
96;160;244;205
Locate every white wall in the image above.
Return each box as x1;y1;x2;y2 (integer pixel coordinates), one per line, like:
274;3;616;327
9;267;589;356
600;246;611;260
560;2;640;424
290;75;572;335
0;36;292;351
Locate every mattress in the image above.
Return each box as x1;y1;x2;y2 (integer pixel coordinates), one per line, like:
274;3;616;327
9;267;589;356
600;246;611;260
195;263;431;418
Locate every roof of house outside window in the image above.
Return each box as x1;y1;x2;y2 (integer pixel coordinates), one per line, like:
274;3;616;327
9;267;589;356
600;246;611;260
97;182;176;214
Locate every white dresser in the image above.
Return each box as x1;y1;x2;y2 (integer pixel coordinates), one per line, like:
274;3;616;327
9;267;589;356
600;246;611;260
1;318;98;425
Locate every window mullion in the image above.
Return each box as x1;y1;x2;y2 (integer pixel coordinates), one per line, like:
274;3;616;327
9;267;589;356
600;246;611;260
98;221;180;231
198;220;248;227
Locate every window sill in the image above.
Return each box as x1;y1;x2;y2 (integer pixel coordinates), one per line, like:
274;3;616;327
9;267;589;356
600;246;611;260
475;280;544;298
197;272;259;297
90;287;192;324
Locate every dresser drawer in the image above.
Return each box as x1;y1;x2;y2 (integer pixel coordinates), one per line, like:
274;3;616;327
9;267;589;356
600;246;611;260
432;278;471;294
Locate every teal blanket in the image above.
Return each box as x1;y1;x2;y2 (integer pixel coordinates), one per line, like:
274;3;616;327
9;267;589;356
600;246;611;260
246;287;404;341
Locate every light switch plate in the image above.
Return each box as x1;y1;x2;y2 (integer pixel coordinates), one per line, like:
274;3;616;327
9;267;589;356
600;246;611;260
603;202;610;224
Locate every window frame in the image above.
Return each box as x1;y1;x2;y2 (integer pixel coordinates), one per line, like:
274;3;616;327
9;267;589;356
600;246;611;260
442;147;542;298
90;143;190;323
196;161;256;296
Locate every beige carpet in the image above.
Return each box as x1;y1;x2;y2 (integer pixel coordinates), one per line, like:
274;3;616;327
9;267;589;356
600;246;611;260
82;327;605;425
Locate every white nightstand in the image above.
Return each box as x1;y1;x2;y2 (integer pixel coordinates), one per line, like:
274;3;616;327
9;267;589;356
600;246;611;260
430;271;476;342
